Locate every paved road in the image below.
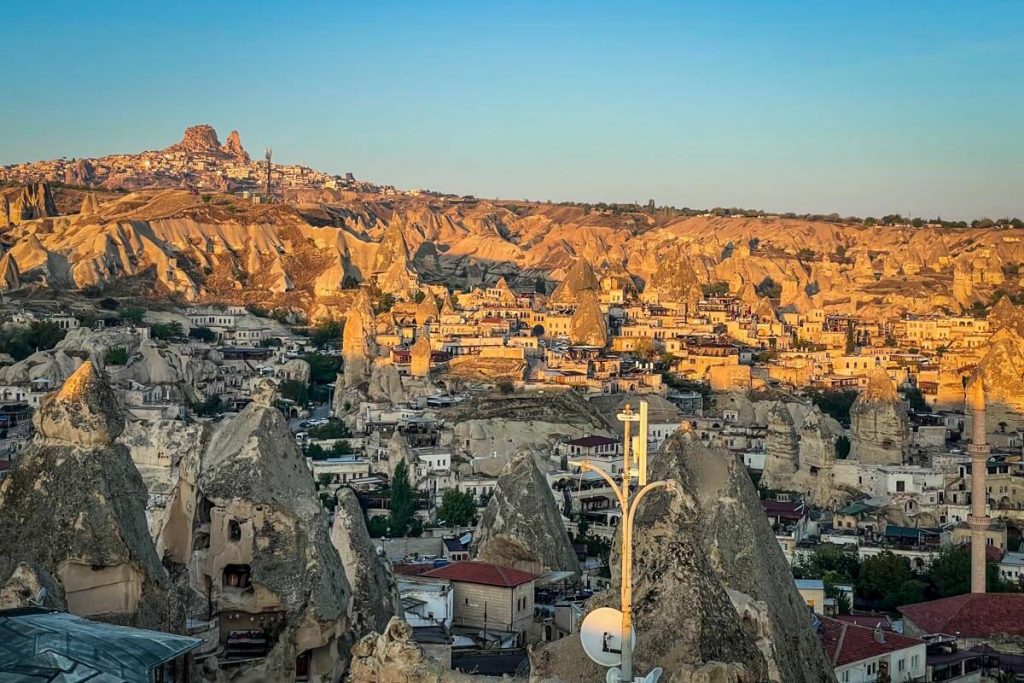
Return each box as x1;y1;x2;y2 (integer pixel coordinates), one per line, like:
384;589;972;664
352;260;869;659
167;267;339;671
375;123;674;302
287;403;331;432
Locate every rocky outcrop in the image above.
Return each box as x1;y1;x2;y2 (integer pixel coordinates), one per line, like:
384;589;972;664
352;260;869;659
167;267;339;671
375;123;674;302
8;182;57;224
342;289;378;390
760;402;798;488
0;252;21;290
550;259;600;305
989;296;1024;336
532;431;835;683
648;256;703;311
796;406;840;504
849;370;908;465
568;291;608;347
79;193;102;216
472;450;579;574
222;129;250;161
0;363;180;632
197;382;350;681
331;488;401;636
348;618;503;682
34;358;126;446
165;124;223;156
971;327;1024;433
386;432;419;484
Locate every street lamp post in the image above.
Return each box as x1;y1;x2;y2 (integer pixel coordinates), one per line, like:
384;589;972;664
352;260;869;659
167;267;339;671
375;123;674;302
572;400;675;683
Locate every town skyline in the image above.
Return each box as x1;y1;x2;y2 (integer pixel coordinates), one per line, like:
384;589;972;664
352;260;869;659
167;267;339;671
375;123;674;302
3;2;1023;220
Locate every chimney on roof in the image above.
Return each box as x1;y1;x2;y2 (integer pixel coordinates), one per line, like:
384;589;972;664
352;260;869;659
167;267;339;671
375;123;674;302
873;625;886;644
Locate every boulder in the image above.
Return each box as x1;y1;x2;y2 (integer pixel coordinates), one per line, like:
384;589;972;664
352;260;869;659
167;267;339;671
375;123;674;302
348;617;504;682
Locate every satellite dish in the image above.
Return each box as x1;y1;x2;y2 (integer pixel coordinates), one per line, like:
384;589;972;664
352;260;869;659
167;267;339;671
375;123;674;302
640;667;663;683
580;607;636;668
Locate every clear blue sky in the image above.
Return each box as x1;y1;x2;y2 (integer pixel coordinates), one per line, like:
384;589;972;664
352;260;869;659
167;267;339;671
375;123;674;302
2;1;1022;220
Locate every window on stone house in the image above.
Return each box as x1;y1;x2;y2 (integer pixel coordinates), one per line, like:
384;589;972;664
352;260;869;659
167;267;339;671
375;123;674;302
229;520;242;542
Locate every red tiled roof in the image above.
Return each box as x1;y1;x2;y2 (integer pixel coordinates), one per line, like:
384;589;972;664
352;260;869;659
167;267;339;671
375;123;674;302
818;616;923;667
897;594;1024;639
835;614;894;631
421;561;538;588
762;500;805;521
392;563;435;577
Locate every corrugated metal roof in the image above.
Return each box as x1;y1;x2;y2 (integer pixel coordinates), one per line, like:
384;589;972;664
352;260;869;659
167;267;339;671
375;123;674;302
0;609;200;683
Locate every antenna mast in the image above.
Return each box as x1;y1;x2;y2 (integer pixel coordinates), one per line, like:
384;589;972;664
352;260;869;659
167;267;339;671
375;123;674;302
264;148;273;200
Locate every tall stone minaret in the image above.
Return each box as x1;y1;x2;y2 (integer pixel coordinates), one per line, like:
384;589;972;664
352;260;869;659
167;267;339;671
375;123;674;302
967;376;991;594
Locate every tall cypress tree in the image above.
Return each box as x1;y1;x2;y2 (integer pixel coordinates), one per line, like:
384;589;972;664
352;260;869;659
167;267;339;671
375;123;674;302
388;460;414;537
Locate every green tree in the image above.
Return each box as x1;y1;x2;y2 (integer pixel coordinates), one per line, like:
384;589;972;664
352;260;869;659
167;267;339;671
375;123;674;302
0;322;67;361
437;489;478;528
279;379;309;406
902;386;928;413
701;281;730;297
104;347;129;366
188;326;216;342
755;276;782;299
151;322;184;340
927;546;1003;598
318;492;337;512
807;390;859;427
366;515;388;538
194;394;223;417
310;320;342;350
373;292;396;315
388;460;415;537
413;290;426;304
121;307;145;324
857;551;913;610
303;353;343;384
309;421;352;439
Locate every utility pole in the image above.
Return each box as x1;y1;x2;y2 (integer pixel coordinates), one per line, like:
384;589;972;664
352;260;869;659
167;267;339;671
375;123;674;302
573;400;674;683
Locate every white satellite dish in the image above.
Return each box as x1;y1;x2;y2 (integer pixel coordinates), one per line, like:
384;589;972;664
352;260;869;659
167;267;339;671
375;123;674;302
580;607;636;668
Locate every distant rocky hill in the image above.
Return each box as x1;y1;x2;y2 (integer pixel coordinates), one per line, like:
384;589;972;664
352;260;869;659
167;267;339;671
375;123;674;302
1;129;1022;319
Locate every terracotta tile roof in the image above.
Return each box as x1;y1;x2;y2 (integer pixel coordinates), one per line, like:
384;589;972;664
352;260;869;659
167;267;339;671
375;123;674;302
897;594;1024;638
834;614;894;631
818;616;923;667
421;561;538;588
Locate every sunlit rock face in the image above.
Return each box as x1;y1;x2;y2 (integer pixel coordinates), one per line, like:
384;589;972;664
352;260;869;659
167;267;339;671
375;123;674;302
549;258;600;305
531;432;835;683
0;362;180;632
970;327;1024;433
849;370;908;466
760;401;799;488
568;291;608;347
